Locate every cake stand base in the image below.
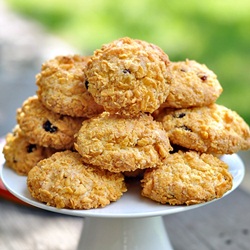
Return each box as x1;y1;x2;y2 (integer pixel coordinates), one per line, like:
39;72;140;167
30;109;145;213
77;216;173;250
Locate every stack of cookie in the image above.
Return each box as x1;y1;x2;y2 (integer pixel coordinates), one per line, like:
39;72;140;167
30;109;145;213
3;55;103;175
3;37;250;209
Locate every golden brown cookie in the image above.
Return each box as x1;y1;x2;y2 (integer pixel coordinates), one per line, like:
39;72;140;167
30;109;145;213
16;96;84;149
36;55;104;117
85;37;171;117
75;112;172;173
2;126;56;175
141;150;233;205
27;150;127;209
160;59;223;108
156;104;250;154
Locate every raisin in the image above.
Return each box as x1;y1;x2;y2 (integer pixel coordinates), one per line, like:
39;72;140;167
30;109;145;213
27;144;37;153
122;69;131;74
85;80;89;90
43;120;58;133
174;113;186;118
179;125;192;132
200;75;207;82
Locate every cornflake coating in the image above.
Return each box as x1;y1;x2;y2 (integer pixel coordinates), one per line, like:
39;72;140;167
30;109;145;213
141;150;233;205
85;37;171;117
75;112;172;173
36;55;104;118
156;104;250;154
27;151;127;209
16;96;84;149
160;59;223;108
3;126;56;175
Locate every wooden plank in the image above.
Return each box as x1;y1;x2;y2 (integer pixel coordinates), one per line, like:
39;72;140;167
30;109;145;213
0;199;82;250
164;187;250;250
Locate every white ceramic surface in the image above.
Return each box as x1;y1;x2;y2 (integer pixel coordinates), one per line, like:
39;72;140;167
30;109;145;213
0;152;245;219
77;216;174;250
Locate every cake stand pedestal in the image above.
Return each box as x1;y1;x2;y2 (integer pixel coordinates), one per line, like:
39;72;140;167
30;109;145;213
1;153;245;250
78;216;172;250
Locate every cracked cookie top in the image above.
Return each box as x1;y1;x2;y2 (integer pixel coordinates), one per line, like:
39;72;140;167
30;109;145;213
85;37;171;117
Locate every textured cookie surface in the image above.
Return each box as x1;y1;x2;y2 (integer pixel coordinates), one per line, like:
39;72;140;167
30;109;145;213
161;59;223;108
3;126;56;175
16;96;84;149
156;104;250;154
85;37;171;117
141;150;233;205
27;150;127;209
75;112;172;172
36;55;104;117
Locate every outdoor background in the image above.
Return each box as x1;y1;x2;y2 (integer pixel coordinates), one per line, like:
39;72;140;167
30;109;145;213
5;0;250;124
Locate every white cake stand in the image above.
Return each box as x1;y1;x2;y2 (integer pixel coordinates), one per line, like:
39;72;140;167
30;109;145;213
0;149;245;250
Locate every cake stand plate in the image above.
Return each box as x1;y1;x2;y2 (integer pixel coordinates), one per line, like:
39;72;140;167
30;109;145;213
0;152;245;250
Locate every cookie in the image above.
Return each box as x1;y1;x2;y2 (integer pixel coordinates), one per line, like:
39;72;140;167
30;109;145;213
156;104;250;154
141;150;233;205
75;112;172;173
160;59;223;108
85;37;171;117
36;55;104;117
2;126;56;175
27;150;127;209
16;96;84;149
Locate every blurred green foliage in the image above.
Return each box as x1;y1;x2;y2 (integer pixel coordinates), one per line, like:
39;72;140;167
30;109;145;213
6;0;250;124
